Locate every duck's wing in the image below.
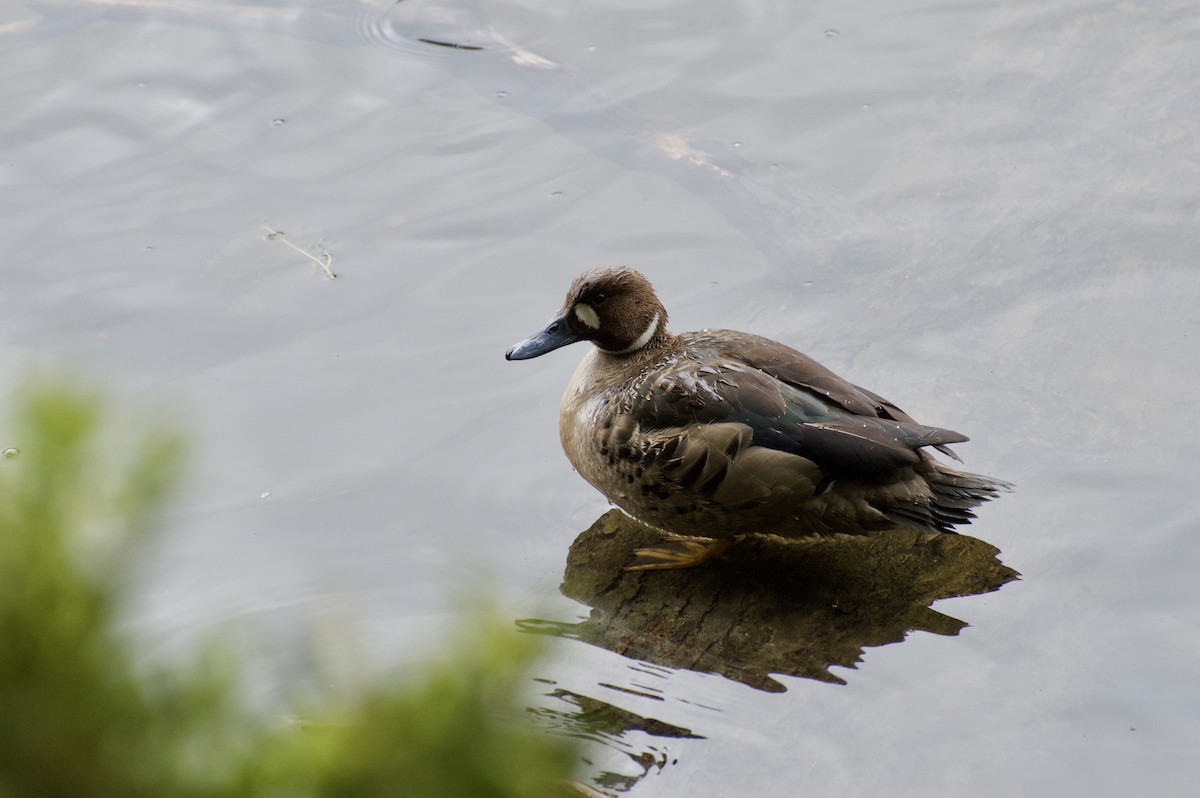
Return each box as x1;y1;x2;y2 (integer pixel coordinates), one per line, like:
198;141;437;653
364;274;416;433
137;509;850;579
631;334;967;480
691;331;891;417
700;330;965;461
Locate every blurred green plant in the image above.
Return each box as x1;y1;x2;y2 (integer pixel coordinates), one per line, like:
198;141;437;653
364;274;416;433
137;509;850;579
0;379;578;798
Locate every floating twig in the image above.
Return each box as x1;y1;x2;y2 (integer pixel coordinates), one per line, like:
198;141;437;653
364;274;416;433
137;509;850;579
262;225;337;279
417;37;484;51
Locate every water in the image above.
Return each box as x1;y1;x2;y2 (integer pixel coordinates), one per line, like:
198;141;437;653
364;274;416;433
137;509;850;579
3;0;1199;794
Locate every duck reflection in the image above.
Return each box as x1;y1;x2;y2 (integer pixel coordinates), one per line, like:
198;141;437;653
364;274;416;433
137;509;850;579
528;685;702;794
529;509;1018;692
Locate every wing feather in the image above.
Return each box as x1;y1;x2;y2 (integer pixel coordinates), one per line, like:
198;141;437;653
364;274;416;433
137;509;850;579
630;332;969;479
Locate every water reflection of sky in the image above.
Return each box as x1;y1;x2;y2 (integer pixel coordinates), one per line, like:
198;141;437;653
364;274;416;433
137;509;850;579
3;1;1198;796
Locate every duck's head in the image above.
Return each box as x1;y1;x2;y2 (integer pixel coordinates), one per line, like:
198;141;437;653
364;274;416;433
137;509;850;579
506;266;669;360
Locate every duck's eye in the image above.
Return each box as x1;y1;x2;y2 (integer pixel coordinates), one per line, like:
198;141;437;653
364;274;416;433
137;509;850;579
594;293;607;305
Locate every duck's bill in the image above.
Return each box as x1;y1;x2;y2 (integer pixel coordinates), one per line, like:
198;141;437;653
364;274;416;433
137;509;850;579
505;313;580;360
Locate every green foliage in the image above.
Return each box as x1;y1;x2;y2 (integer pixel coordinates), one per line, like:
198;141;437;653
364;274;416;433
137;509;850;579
0;379;578;798
258;622;579;798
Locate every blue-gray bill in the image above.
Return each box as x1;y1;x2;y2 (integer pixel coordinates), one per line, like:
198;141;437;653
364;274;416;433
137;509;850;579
505;313;580;360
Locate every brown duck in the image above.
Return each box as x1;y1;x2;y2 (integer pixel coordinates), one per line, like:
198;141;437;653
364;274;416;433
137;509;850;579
506;267;1009;569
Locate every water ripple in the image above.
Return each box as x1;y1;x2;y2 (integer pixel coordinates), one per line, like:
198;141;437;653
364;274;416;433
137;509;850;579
346;0;494;61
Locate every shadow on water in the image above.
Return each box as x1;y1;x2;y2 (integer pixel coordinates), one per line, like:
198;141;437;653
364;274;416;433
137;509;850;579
526;509;1018;691
521;510;1017;790
530;685;704;795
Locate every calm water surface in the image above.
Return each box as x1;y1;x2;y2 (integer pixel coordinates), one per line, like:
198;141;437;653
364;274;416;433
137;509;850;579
2;0;1198;795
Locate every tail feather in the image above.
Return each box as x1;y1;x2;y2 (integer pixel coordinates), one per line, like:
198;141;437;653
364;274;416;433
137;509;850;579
927;467;1012;533
882;466;1011;534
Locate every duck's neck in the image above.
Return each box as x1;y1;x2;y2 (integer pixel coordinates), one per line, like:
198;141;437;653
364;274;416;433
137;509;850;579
595;328;680;368
597;311;676;355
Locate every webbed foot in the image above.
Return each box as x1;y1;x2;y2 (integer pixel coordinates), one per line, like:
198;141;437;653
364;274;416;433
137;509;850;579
624;534;746;571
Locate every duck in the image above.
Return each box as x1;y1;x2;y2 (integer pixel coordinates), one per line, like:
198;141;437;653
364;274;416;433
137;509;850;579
506;266;1010;570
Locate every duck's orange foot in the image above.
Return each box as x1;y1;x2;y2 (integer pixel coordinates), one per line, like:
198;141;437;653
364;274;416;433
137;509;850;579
624;534;746;571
